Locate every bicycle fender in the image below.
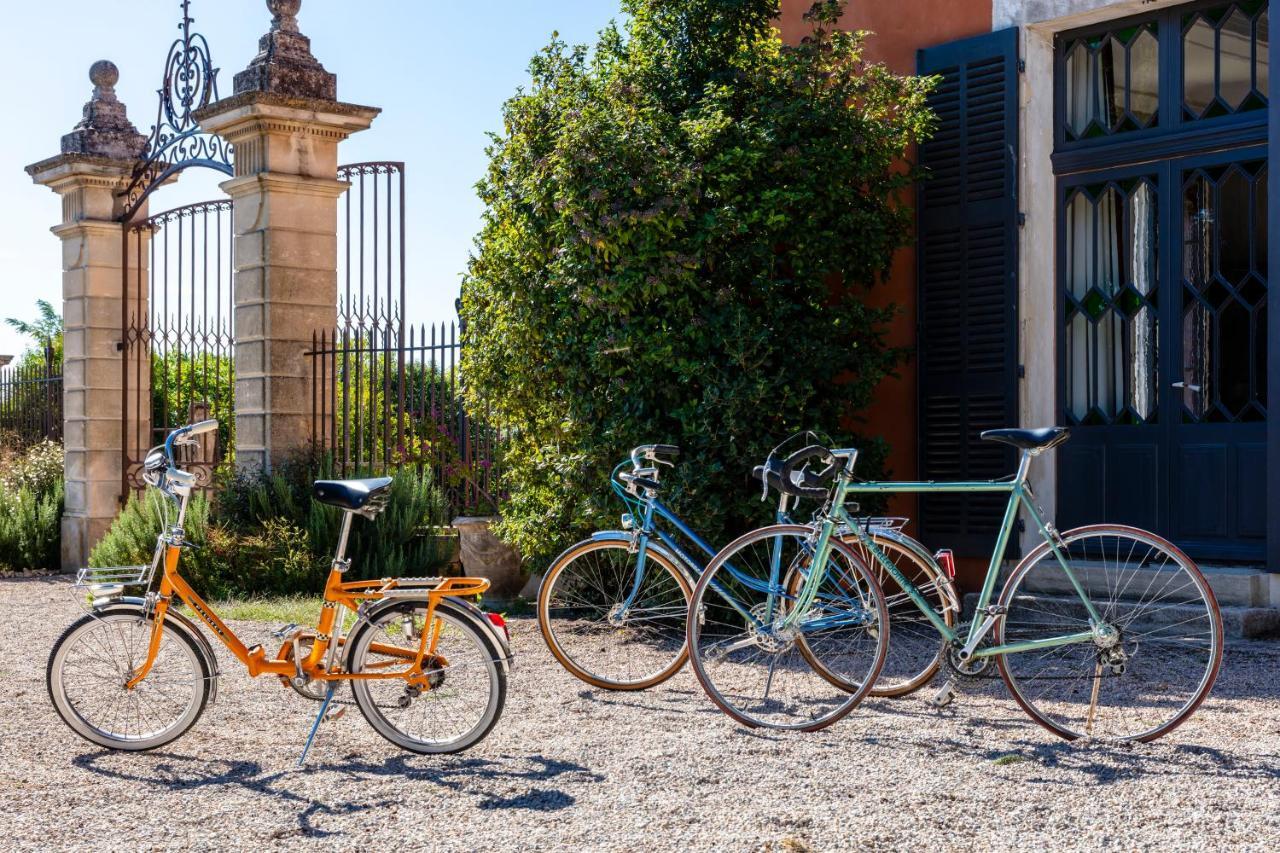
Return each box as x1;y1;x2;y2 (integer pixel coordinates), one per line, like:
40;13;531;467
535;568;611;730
444;595;515;674
101;598;221;705
843;529;962;615
586;530;698;586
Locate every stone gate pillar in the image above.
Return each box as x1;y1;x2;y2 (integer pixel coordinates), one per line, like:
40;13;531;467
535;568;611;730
26;61;148;568
196;0;378;471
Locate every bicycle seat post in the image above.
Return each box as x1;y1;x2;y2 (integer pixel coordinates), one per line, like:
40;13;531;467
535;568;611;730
332;511;354;573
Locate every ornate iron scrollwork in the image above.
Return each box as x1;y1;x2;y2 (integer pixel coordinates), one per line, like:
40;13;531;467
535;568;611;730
121;0;233;220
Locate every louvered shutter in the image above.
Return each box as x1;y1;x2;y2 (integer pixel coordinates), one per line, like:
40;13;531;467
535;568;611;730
917;28;1020;557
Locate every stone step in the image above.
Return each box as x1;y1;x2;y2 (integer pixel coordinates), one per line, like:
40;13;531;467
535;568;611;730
961;591;1280;641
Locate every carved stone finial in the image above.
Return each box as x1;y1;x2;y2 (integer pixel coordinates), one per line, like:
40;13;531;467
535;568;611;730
235;0;336;100
61;60;146;159
89;60;120;100
268;0;301;33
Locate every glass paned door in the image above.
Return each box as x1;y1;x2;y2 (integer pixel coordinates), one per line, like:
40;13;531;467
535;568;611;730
1170;153;1268;557
1058;168;1165;533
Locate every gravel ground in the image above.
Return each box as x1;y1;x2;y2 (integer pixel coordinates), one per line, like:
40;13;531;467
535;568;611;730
2;575;1278;852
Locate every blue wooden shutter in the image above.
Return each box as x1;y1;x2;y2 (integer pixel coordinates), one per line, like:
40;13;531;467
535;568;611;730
916;28;1020;556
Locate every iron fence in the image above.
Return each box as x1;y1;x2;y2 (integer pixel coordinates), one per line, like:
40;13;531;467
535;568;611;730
308;317;501;516
0;348;62;451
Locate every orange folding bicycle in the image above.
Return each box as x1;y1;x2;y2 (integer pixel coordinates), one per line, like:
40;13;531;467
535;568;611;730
47;420;511;759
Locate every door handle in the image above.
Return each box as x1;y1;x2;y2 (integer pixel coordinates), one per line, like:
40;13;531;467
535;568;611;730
1171;381;1201;392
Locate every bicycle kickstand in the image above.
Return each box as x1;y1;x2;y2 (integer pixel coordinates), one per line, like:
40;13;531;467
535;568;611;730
297;683;338;768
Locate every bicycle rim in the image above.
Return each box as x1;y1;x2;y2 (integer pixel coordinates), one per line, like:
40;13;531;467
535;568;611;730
351;601;506;754
996;525;1223;742
796;532;951;698
687;525;888;731
47;610;209;751
538;539;691;690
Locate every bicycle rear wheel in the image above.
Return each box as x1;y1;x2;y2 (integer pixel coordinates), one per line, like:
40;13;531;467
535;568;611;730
996;525;1223;742
794;531;953;698
687;525;888;731
538;538;691;690
349;599;506;754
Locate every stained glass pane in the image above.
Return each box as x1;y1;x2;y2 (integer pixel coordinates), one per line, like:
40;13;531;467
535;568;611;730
1259;10;1270;97
1130;29;1160;124
1184;17;1217;115
1220;8;1254;107
1064;180;1160;424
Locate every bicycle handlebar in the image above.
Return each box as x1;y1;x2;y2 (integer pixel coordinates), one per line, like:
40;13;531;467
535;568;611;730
776;445;839;499
162;419;220;465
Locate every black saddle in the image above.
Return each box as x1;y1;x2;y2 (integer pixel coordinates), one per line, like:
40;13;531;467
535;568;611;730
980;427;1070;452
312;477;394;517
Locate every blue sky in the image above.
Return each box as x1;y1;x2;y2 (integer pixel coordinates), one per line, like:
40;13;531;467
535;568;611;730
0;0;622;356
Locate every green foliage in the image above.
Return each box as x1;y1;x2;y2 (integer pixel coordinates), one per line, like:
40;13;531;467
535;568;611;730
92;460;456;598
461;0;933;564
5;299;63;369
0;480;63;571
149;350;235;454
89;490;218;576
0;442;65;571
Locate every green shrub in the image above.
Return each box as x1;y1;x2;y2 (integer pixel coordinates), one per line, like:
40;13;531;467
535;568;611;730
0;479;63;571
91;464;455;598
0;440;63;497
461;0;932;566
89;490;218;576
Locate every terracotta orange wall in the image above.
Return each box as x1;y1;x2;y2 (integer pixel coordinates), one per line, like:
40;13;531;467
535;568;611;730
779;0;991;583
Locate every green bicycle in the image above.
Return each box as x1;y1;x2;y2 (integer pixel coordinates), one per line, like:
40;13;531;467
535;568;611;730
687;427;1224;740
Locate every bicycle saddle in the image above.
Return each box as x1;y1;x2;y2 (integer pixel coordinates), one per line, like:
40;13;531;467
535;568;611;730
980;427;1070;452
312;477;394;517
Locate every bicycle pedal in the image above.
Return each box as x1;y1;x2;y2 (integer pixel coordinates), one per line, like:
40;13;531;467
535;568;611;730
926;679;956;710
271;622;300;639
324;705;346;722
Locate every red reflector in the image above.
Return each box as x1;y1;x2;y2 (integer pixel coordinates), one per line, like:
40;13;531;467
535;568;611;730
934;549;956;579
485;611;510;639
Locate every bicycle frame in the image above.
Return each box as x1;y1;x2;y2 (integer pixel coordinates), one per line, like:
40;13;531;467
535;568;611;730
786;449;1105;659
621;488;873;632
621;495;788;621
125;494;487;691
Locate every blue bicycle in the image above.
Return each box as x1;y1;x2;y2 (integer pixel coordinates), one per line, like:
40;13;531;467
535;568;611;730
536;442;956;711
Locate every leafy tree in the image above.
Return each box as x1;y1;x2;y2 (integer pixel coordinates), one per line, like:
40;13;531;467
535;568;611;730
461;0;934;565
5;299;62;370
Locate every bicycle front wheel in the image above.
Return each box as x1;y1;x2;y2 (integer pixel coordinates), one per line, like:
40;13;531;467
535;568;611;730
687;525;888;731
996;525;1223;742
538;538;692;690
47;607;211;751
349;599;506;754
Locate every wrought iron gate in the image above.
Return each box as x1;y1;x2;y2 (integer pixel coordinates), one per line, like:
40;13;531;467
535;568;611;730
118;0;233;499
121;200;235;493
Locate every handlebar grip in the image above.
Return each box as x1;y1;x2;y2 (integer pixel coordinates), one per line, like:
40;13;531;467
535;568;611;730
651;445;680;457
188;419;219;436
778;445;837;498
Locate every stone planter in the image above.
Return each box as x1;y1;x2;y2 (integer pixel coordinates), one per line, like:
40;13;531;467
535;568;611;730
452;517;527;603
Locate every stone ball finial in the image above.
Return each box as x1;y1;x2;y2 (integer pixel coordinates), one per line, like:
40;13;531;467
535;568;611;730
89;60;119;95
267;0;301;32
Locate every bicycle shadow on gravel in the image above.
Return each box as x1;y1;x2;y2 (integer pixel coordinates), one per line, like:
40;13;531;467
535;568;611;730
72;749;598;836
